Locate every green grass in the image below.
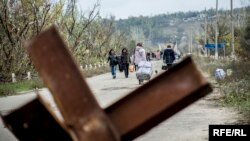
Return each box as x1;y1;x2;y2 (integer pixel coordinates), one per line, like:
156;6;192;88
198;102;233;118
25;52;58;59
223;92;250;111
193;55;250;123
0;79;44;97
222;92;250;122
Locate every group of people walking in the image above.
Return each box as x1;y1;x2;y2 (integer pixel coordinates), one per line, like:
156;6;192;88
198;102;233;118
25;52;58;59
107;42;176;79
107;42;146;79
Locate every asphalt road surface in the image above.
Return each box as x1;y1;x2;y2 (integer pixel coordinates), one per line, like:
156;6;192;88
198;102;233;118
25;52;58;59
0;60;241;141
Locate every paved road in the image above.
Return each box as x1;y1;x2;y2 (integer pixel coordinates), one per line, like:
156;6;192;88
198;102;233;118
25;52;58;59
0;61;240;141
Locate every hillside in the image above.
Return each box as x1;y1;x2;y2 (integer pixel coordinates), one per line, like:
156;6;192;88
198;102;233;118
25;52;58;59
114;7;246;49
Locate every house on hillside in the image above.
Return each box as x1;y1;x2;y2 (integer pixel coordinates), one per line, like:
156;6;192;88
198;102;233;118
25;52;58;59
169;20;175;26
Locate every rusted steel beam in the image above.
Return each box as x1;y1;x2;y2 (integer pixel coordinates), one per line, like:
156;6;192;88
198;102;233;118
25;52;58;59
1;97;73;141
25;26;119;141
105;57;213;141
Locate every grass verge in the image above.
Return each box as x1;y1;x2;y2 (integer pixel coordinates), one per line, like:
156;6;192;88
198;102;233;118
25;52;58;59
82;66;110;77
0;79;44;97
0;66;110;97
193;56;250;123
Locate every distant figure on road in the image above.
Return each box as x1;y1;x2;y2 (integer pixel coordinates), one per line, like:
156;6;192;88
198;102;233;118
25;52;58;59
151;52;156;58
133;42;146;71
163;45;176;68
160;50;164;59
155;50;161;60
121;48;131;78
146;52;151;61
107;49;118;79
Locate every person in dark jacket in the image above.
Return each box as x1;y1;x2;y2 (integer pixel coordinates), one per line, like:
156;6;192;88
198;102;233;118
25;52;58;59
146;52;151;61
160;51;163;59
121;48;131;78
107;49;118;79
163;45;176;67
116;54;123;72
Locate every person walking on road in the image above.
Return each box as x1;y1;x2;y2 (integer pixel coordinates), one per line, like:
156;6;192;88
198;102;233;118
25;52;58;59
116;53;123;72
121;48;131;78
163;45;176;68
156;50;161;60
146;52;151;61
133;42;146;71
107;49;118;79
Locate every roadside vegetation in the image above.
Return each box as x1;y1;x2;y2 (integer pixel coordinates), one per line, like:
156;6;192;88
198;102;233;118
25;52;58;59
194;14;250;121
0;65;110;97
0;79;44;97
191;3;250;122
195;57;250;117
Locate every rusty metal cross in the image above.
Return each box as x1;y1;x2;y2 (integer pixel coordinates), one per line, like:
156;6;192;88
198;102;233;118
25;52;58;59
1;26;212;141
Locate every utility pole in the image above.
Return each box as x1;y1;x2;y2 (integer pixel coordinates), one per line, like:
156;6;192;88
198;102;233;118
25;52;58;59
231;0;235;59
215;0;219;59
190;32;193;53
188;35;191;54
204;8;208;56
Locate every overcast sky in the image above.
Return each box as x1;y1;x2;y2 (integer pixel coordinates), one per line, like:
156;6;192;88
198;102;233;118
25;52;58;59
78;0;247;19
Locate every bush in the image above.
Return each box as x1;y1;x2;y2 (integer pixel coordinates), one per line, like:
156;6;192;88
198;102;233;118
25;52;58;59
220;62;250;115
0;85;15;96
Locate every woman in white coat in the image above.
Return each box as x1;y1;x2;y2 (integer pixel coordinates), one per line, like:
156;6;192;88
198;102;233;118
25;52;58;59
133;42;146;71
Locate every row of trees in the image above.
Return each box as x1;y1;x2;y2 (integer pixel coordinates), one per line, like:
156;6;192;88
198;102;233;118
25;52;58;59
0;0;135;83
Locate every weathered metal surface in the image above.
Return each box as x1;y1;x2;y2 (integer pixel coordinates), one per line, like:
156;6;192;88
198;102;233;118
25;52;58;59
25;26;119;141
1;97;73;141
105;57;212;141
